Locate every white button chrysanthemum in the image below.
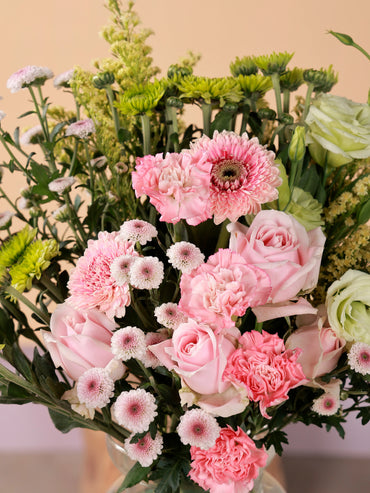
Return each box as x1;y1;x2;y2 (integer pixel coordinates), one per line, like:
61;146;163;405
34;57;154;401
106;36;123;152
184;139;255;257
111;326;146;361
129;256;164;290
167;241;204;273
76;368;115;409
177;408;221;450
110;255;136;286
348;342;370;375
312;392;340;416
119;219;158;245
54;69;74;89
7;65;54;93
48;176;76;194
154;302;187;329
124;432;163;467
0;211;15;228
20;125;44;146
113;389;158;433
65;118;95;139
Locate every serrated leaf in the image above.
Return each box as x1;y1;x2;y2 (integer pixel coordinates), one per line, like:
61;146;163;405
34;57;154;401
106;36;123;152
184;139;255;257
116;462;151;492
154;459;183;493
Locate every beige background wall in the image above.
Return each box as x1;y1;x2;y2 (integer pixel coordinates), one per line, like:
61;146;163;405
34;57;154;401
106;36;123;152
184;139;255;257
0;0;369;455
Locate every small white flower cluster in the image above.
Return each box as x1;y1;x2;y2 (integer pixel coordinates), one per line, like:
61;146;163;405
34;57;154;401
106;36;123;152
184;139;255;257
20;125;44;146
65;118;96;139
7;65;54;93
54;69;74;89
48;176;76;194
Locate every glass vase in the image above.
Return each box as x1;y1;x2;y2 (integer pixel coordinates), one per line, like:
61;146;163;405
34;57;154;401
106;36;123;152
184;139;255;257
106;435;286;493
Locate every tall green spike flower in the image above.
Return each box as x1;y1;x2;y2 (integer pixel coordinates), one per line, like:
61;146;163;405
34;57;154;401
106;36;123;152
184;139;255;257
116;80;166;116
230;56;258;77
176;76;244;106
236;74;273;97
254;52;294;75
8;239;60;294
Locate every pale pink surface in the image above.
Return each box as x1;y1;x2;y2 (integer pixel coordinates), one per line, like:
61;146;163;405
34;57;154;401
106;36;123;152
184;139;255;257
228;210;325;303
132;152;210;225
224;330;306;418
67;231;138;319
179;249;271;330
190;130;281;224
189;426;268;493
286;305;346;379
42;302;116;381
149;319;238;395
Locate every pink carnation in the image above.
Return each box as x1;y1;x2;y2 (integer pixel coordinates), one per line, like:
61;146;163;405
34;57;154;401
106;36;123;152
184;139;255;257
189;130;281;224
223;330;306;418
179;249;271;331
67;231;138;319
132;152;211;226
189;426;268;493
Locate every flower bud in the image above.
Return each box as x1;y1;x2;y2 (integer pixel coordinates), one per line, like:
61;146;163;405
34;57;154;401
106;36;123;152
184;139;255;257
167;64;193;79
329;31;354;46
279;113;294;125
166;96;184;109
288;126;306;162
223;102;238;113
257;108;276;120
92;72;115;89
29;206;42;218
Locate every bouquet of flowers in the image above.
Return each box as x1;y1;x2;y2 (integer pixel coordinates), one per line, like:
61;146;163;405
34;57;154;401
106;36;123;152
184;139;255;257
0;1;369;492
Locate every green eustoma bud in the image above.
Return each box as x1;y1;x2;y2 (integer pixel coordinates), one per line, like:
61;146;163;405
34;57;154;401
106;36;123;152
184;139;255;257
288;126;306;162
328;31;354;46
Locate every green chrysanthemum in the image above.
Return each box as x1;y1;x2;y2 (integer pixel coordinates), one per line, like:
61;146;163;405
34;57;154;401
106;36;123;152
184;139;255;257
0;227;37;280
116;80;166;116
236;74;273;97
177;76;244;106
280;68;304;92
9;239;60;293
230;56;258;77
254;52;294;75
303;65;338;93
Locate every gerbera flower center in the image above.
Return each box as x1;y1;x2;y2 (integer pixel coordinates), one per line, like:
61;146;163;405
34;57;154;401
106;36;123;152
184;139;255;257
211;159;246;191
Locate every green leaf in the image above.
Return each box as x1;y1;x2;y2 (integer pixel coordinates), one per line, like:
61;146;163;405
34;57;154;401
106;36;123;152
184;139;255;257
48;408;90;433
210;109;234;134
116;462;151;492
18;110;37;119
13;127;20;147
11;344;33;382
358;199;370;225
0;307;16;345
154;459;184;493
6;382;33;403
50;122;67;142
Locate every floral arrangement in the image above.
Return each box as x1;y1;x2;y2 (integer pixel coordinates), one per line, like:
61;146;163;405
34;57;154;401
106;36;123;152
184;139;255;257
0;1;369;492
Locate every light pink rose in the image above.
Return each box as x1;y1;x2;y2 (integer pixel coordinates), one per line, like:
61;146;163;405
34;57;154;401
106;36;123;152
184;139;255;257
179;249;271;331
286;306;346;380
189;426;268;493
223;330;306;418
149;319;238;395
132;152;211;226
42;302;117;381
228;210;326;303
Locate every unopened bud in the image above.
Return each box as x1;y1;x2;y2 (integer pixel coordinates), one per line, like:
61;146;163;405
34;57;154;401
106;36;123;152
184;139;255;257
92;72;115;89
167;64;193;79
166;97;184;109
257;108;277;120
288;126;306;162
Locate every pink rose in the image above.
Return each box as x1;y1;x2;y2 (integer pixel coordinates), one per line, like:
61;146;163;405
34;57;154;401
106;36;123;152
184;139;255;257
228;210;326;303
189;426;268;493
132;152;211;226
149;319;238;395
42;302;116;381
179;249;271;331
286;306;346;380
223;330;306;418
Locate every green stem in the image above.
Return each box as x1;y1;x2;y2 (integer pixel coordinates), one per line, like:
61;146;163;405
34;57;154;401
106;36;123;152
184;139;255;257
0;133;37;184
68;139;80;176
165;105;180;152
5;285;50;325
105;87;121;139
39;273;64;303
0;186;27;222
201;102;212;137
270;73;283;120
140;114;151;155
215;220;230;251
83;141;95;203
63;192;88;246
283;89;290;113
302;83;315;121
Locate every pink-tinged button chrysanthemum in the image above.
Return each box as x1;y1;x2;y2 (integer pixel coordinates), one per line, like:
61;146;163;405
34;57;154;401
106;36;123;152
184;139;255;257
177;408;221;450
54;69;74;89
154;302;187;330
190;130;282;224
7;65;54;93
67;231;139;319
111;326;146;361
110;254;136;286
125;432;163;467
65;118;95;139
312;392;340;416
20;125;44;146
348;342;370;375
48;176;76;194
119;219;158;245
113;389;158;433
76;367;115;409
129;256;164;290
167;241;205;274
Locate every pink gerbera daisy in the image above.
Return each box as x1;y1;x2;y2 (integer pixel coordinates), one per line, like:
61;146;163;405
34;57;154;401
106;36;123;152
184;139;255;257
67;231;138;319
177;408;221;450
113;389;158;433
190;130;281;224
125;432;163;467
